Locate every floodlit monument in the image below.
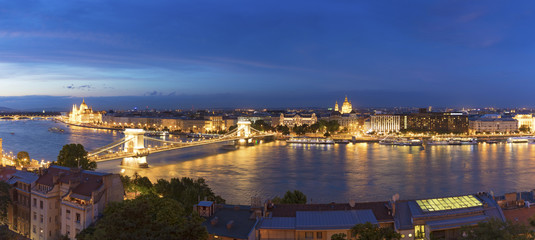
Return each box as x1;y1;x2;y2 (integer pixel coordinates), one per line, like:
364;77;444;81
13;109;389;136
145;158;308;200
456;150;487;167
69;99;103;124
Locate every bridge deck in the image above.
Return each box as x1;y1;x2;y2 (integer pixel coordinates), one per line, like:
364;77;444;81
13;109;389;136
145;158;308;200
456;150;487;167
89;134;274;162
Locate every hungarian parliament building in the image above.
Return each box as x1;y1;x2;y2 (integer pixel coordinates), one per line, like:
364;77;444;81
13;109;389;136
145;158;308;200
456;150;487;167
69;99;103;124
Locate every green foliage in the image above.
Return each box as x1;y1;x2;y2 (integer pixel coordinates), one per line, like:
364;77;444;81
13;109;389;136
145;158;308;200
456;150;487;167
153;177;225;214
15;151;30;167
55;144;96;170
76;194;208;240
351;222;401;240
272;190;307;204
132;172;153;195
0;225;18;240
251;120;273;132
331;233;347;240
276;125;290;135
519;125;531;133
459;218;533;240
0;181;11;225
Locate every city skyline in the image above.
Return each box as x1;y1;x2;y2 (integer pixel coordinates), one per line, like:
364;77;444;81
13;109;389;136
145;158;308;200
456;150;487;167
2;1;535;109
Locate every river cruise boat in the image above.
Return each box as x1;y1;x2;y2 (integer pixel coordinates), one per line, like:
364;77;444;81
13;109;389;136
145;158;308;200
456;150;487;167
427;137;477;145
379;137;422;146
48;127;65;133
507;136;535;143
286;137;334;144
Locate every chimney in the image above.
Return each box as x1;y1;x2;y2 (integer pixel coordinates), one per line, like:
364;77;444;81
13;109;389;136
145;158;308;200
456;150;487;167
210;217;218;226
226;220;234;230
349;200;356;208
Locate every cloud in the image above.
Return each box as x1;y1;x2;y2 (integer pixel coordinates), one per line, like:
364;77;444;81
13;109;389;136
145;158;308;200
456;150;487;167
64;84;92;90
145;91;162;96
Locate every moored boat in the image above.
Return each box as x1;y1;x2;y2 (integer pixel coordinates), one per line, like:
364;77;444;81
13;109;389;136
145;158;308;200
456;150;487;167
286;137;334;144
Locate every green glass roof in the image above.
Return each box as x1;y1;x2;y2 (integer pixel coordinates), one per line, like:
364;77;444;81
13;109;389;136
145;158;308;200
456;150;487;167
416;195;482;212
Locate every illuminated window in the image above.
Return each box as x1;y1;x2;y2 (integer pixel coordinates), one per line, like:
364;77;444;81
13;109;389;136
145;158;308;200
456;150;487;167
415;225;425;240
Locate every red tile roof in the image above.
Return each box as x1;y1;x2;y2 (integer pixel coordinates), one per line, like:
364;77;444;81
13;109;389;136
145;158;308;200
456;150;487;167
0;166;17;182
36;165;105;197
503;207;535;228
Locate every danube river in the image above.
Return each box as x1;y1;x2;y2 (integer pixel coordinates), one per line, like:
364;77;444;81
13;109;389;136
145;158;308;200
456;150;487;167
1;120;535;204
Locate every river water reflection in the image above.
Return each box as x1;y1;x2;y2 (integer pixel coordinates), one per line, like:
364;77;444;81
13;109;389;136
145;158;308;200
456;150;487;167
1;120;535;204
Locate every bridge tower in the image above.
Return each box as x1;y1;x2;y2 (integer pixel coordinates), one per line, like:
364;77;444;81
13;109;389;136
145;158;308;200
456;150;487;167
236;121;251;138
122;128;149;168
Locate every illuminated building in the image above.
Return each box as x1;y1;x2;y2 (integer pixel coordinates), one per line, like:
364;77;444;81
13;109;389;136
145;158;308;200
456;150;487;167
513;114;534;132
334;96;353;114
259;201;394;240
401;112;468;134
30;166;123;240
370;115;401;133
469;117;518;134
68;99;103;124
394;193;504;240
279;113;317;127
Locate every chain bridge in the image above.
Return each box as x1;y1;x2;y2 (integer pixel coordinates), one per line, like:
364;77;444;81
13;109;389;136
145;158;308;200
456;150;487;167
87;121;274;167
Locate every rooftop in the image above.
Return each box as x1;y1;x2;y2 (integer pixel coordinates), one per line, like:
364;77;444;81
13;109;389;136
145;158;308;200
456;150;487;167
416;195;483;213
36;165;110;197
268;201;393;222
202;205;258;240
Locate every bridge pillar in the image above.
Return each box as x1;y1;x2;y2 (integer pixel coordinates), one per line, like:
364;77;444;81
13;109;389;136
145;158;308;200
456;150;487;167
122;128;149;168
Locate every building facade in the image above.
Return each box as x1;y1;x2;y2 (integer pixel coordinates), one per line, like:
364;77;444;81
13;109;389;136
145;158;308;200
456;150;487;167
469;118;518;134
279;113;317;127
69;100;103;124
370;115;401;133
6;169;39;238
30;166;124;240
513;114;534;132
401;113;469;134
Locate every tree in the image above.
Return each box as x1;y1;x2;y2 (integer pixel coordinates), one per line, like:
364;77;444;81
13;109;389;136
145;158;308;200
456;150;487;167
272;190;307;204
519;125;531;133
132;173;153;195
0;181;11;225
331;233;347;240
153;177;225;214
458;218;532;240
351;222;401;240
55;144;96;170
276;125;290;135
15;151;30;168
76;194;208;240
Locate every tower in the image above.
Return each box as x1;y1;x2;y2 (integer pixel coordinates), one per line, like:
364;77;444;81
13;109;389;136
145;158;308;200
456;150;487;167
334;101;339;112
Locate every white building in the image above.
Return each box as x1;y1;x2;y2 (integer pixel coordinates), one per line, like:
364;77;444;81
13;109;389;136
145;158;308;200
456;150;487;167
69;100;103;124
370;115;400;133
31;166;123;240
279;113;317;127
469;118;518;134
513;114;534;132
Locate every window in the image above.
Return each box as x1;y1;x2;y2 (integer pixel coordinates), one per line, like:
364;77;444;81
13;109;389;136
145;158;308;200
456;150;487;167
40;214;43;223
305;232;314;239
33;212;36;220
33;198;36;207
317;232;323;239
66;224;71;237
66;209;71;220
76;213;81;223
415;225;425;240
40;200;43;209
32;225;36;233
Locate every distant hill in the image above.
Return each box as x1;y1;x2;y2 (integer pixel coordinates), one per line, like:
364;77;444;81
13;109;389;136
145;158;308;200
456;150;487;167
0;106;17;112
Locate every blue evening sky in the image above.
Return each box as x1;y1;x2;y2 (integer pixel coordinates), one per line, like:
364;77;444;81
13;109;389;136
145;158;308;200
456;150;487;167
1;0;534;110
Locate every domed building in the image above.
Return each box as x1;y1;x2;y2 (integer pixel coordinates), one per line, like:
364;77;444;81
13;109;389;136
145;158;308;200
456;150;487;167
69;99;103;124
334;96;353;114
